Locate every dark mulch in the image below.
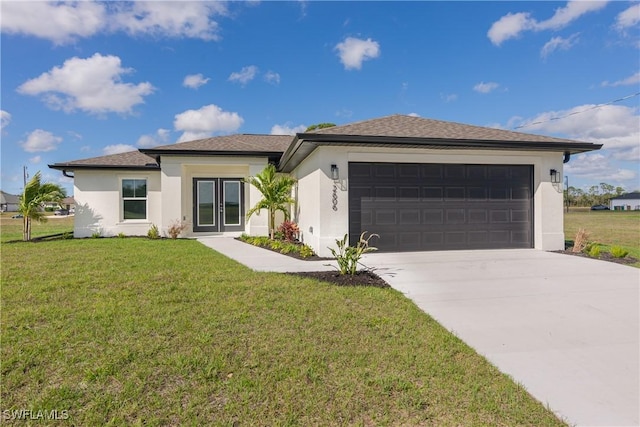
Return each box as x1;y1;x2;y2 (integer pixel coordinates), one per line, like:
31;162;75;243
234;237;332;261
287;270;391;288
553;250;638;266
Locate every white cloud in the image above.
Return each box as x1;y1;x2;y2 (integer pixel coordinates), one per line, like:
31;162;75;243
473;82;500;94
29;156;41;164
335;37;381;70
487;12;535;46
174;104;243;142
441;93;458;103
17;53;154;115
601;72;640;87
615;3;640;31
511;104;640;160
541;33;579;59
0;110;11;129
183;74;210;89
67;131;83;140
270;123;306;135
20;129;63;153
264;71;281;85
109;2;225;41
103;144;137;155
137;128;170;148
564;153;637;184
0;1;106;45
488;1;608;46
228;66;258;85
407;113;420;117
0;1;226;45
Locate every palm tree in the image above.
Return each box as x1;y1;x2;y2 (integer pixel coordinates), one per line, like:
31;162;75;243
245;164;296;239
19;171;66;241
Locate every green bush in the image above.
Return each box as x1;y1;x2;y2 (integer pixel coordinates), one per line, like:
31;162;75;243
329;231;379;275
280;243;297;255
269;240;284;251
610;246;629;258
147;224;160;239
299;245;315;258
91;232;101;239
117;232;126;239
587;245;601;258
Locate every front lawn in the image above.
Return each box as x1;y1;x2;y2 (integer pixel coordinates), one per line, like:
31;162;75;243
1;239;565;425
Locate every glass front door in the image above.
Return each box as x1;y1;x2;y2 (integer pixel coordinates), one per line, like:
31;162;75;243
193;178;244;232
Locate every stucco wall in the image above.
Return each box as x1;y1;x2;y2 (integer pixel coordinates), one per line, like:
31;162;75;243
73;169;162;237
160;156;271;237
293;145;565;257
611;199;640;210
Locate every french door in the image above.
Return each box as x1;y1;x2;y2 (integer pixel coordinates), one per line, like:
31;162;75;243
193;178;244;232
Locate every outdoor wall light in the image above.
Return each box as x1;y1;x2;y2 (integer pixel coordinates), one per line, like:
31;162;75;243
550;169;561;184
331;164;339;181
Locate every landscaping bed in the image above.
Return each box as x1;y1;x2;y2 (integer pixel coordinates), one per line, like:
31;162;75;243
288;270;390;288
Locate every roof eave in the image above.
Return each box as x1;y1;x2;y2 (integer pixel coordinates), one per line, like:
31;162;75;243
48;164;160;171
279;134;602;172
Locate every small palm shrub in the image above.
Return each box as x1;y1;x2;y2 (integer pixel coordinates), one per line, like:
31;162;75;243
610;246;629;258
117;232;126;239
329;232;379;275
147;224;160;239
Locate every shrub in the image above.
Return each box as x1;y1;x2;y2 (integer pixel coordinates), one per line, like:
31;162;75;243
572;228;589;253
91;232;101;239
299;245;315;258
280;243;297;254
278;220;300;241
117;232;126;239
329;231;379;275
273;231;285;241
587;245;601;258
147;224;160;239
62;231;73;240
167;219;188;239
610;246;629;258
269;240;284;251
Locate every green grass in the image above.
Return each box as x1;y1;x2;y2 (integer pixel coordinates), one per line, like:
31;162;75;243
1;239;565;426
0;212;74;243
564;208;640;265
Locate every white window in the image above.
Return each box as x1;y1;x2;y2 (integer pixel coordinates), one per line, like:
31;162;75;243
122;179;147;220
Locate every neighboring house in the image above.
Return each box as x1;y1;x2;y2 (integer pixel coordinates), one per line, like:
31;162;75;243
610;192;640;211
61;196;76;211
49;115;601;256
0;191;19;212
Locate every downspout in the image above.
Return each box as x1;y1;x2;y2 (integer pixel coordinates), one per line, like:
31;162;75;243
63;170;74;178
563;152;571;164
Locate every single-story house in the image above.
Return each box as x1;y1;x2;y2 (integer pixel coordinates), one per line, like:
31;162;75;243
610;192;640;211
61;196;76;211
0;191;20;212
50;115;601;256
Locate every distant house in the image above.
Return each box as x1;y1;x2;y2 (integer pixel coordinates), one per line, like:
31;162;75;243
0;191;19;212
61;196;76;211
610;192;640;211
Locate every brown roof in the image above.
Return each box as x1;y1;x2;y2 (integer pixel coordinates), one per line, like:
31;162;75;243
50;150;159;170
143;134;293;153
309;114;577;143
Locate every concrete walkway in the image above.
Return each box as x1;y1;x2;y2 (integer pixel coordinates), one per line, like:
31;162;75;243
197;237;639;426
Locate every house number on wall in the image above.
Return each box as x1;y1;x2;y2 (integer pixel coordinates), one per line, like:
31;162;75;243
332;184;338;211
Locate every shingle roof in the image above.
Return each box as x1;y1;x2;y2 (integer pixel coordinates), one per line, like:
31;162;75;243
611;192;640;200
310;114;577;144
1;191;20;204
49;150;159;170
143;134;293;153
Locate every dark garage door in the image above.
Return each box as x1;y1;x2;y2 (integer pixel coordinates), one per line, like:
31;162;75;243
349;162;533;252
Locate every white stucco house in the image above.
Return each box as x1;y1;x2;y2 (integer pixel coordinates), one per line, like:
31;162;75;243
610;192;640;211
0;191;20;212
49;115;601;257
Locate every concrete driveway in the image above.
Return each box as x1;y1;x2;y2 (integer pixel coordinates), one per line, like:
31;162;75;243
361;249;639;427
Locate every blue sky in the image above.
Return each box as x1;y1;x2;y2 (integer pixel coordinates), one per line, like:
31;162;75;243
1;1;639;196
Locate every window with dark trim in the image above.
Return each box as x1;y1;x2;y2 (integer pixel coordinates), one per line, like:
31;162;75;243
122;179;147;220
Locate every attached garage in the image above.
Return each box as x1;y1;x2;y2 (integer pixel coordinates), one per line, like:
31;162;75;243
349;162;533;252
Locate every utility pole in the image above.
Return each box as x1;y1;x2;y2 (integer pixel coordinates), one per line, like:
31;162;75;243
564;175;569;213
23;165;28;187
